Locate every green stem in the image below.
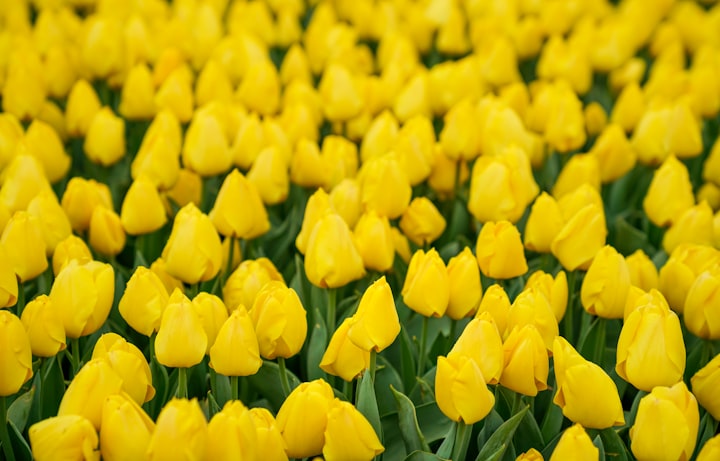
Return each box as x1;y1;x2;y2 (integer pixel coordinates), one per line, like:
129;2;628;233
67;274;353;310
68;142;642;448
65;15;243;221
277;357;291;398
446;319;457;353
225;237;236;281
209;367;218;400
230;376;239;401
563;271;577;343
176;368;188;399
450;420;472;461
70;337;81;377
369;350;377;383
0;397;16;461
593;318;607;368
417;317;429;378
326;288;337;333
511;391;523;416
15;279;25;318
342;379;353;401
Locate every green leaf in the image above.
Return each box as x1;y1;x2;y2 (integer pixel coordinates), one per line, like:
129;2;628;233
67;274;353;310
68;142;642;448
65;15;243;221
404;451;448;461
305;307;328;382
8;420;33;461
207;391;222;417
540;400;564;445
577;316;608;368
514;409;545;453
356;370;383;442
382;401;453;461
476;405;530;461
375;356;404;417
247;361;302;412
476;409;504;450
29;356;65;426
599;428;629;461
399;326;417;393
213;373;231;408
435;423;456;460
8;388;34;433
390;385;431;454
145;357;169;420
593;433;605;460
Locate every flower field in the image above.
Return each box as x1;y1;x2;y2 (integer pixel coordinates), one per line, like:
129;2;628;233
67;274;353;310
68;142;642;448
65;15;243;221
2;0;720;459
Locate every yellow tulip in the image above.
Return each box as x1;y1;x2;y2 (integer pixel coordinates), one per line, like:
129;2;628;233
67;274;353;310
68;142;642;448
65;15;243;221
323;400;384;461
500;325;548;397
305;213;366;288
402;249;449;318
581;245;631;319
320;317;370;382
347;276;400;352
0;310;33;396
154;289;207;369
100;393;155;461
476;221;528;279
691;352;720;421
249;281;307;359
29;415;99;461
435;354;495;424
549;424;599;461
20;295;65;358
276;379;335;458
146;399;208;461
57;359;123;430
209;306;262;376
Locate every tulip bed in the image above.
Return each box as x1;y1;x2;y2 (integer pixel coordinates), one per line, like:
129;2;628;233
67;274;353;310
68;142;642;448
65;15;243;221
3;0;720;460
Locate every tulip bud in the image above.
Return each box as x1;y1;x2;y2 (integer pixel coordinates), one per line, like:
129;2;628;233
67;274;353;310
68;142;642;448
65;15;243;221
100;393;155;461
210;169;270;239
361;110;399;164
428;146;469;198
589;124;637;183
683;271;720;339
524;193;564;253
195;60;234;107
0;154;53;214
552;153;601;200
209;306;262;376
500;325;548;396
61;177;114;233
691;352;720;420
29;415;99;461
163;168;201;212
632;102;703;165
319;64;364;122
644;155;695;227
247;407;288;460
207;400;258;460
120;176;167;235
247;146;290;205
320;317;370;381
65;79;102;137
353;210;395;272
549;424;599;461
329;178;362;229
630;382;699;461
323;399;385;460
0;310;33;396
276;379;336;458
250;281;307;359
697;435;720;461
347;276;400;352
402;249;449;318
161;203;223;284
88;207;126;257
154;68;194;123
475;284;510;335
399;197;446;246
552;336;625;429
2;211;48;282
238;59;280;115
516;448;544;461
25;190;71;256
476;221;528;279
449;313;504;384
132;111;182;190
52;235;93;277
84;107;125;167
20;295;65;357
58;359;123;429
625;249;659;291
92;333;155;405
305;213;366;289
435;354;495;424
322;134;359;189
24;119;71;183
0;114;23;170
0;247;16;310
155;289;207;368
192;292;228;353
446;247;483;320
182;110;232;177
663;201;714;253
147;398;208;461
290;138;329;188
2;48;46;121
358;152;412;219
581;245;631;319
616;299;686;391
551;203;607;271
119;63;156;120
223;258;284;312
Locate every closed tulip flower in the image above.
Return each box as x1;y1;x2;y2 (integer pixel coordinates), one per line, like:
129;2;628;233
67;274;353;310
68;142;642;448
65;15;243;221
358;152;412;219
0;246;17;309
295;188;333;255
475;284;511;335
247;146;290;205
27;190;72;255
323;400;384;461
663;201;714;253
223;258;284;312
0;310;33;396
154;68;194;124
589;124;637;183
476;221;528;279
29;415;99;461
626;250;659;291
630;381;699;461
402;249;449;317
524;192;564;253
61;177;114;232
697;435;720;461
250;281;307;359
238;59;280;116
20;295;65;357
329;178;362;229
616;300;686;391
84;107;126;167
2;49;46;121
347;276;400;352
305;213;366;288
399;197;447;246
276;379;336;458
24;119;71;183
353;210;395;272
195;61;234;107
132;117;182;191
191;292;228;353
684;271;720;339
100;393;155;461
249;407;288;461
435;354;495;424
446;247;483;320
507;288;559;352
659;244;720;313
89;207;126;257
58;359;123;429
182;110;232;176
500;325;549;396
549;424;599;461
449;313;504;384
526;270;568;322
65;79;101;138
207;400;258;460
0;114;23;169
92;333;155;405
119;63;156;120
360;110;399;162
162;203;223;284
290;138;330;188
120;176;167;235
319;64;364;122
0;154;53;214
551;153;601;199
209;306;262;376
643;155;695;227
581;245;631;319
52;235;93;276
516;448;544;461
551;203;607;271
440;99;480;161
320;317;370;381
553;336;625;429
209;169;270;239
2;211;48;282
155;289;207;368
147;398;208;461
322;134;359;189
691;353;720;420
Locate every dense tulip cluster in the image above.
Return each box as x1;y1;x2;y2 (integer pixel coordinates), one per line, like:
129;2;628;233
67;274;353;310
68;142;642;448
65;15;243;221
0;0;720;460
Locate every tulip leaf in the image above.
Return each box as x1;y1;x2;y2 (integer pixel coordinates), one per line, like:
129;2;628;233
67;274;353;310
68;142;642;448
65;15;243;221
577;316;608;368
31;356;64;425
7;420;33;461
357;370;383;442
390;385;431;454
7;388;34;433
247;361;301;412
476;405;530;461
539;401;565;446
305;306;328;382
145;357;169;419
476;409;504;449
399;326;417;394
435;423;456;459
376;356;405;417
382;401;453;461
403;451;448;461
514;409;545;453
593;433;606;460
599;428;629;461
